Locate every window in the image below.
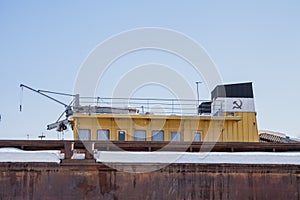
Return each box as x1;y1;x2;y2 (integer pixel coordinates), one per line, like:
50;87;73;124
194;132;201;142
134;130;146;141
171;132;182;142
97;129;110;140
78;129;91;140
152;130;164;141
118;131;125;141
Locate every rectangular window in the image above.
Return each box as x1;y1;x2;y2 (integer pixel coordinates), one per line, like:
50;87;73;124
78;129;91;140
118;131;125;141
171;132;182;142
97;129;110;140
152;130;164;141
194;132;201;142
134;130;146;141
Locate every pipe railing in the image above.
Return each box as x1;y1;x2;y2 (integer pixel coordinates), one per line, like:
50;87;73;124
75;97;209;115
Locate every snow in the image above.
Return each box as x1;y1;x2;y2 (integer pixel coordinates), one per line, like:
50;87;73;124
290;137;300;142
94;151;300;165
1;147;300;165
72;152;85;159
0;148;62;163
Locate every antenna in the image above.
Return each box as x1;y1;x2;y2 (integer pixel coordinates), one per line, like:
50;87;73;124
195;81;202;105
195;81;202;115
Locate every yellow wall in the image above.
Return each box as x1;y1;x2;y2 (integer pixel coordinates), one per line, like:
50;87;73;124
72;112;259;142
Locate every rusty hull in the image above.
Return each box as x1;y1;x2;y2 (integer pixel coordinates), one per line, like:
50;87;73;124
0;161;300;200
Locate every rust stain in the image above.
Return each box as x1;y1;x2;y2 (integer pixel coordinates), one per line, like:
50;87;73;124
0;163;299;199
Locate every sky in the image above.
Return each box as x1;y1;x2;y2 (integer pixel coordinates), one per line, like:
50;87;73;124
0;1;300;139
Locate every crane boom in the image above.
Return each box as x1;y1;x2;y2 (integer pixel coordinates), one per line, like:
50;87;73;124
20;84;74;132
37;89;75;97
20;84;68;107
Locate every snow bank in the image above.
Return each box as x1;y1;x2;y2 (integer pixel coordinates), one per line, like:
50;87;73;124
94;151;300;165
0;148;62;163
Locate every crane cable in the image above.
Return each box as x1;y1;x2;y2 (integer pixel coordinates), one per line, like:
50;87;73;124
20;86;23;112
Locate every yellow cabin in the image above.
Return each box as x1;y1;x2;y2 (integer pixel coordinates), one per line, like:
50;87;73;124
70;82;259;142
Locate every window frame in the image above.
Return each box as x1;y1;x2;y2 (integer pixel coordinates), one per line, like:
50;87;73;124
118;130;126;141
97;129;110;141
134;129;147;141
151;130;164;141
170;132;182;142
78;129;91;141
193;131;202;142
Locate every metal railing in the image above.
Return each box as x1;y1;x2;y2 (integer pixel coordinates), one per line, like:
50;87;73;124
75;97;207;116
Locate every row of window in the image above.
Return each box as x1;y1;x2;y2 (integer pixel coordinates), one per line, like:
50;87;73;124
78;129;201;142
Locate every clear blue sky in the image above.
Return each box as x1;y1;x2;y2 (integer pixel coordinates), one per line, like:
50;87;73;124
0;1;299;139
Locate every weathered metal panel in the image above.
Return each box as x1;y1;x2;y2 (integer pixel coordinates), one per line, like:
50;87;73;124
211;82;254;99
0;162;300;200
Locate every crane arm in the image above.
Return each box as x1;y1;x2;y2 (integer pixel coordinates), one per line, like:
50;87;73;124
20;84;68;107
37;89;75;97
20;84;74;132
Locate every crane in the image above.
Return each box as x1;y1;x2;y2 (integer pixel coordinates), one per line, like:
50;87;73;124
20;84;76;132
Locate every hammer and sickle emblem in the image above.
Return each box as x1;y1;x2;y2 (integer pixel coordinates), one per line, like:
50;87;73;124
233;99;243;109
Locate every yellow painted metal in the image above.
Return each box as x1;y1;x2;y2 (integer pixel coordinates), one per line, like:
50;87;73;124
72;111;259;142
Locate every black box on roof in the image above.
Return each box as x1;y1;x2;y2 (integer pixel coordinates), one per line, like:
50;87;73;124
211;82;254;100
198;101;212;114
